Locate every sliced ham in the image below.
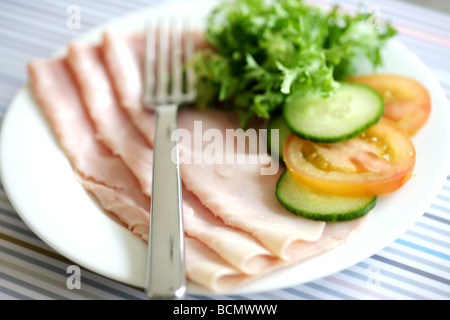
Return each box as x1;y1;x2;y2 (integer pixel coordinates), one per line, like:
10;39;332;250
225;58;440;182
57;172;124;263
183;188;280;275
78;176;150;241
177;107;326;261
282;215;369;262
101;31;156;147
27;58;150;241
66;42;154;197
185;237;252;293
185;206;369;293
102;31;145;114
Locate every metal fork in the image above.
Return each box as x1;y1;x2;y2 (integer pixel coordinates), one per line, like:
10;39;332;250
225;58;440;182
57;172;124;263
143;17;196;299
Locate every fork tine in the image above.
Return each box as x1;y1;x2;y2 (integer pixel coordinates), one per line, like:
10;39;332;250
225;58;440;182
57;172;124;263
183;18;196;101
144;19;156;106
171;17;183;103
156;17;169;105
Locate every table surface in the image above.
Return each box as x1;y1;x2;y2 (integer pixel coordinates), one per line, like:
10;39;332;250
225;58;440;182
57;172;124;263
0;0;449;300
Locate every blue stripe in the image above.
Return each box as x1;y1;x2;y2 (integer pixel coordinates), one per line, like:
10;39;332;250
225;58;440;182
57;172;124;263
382;246;449;273
414;221;450;238
0;16;73;46
187;294;215;300
405;230;450;248
396;36;450;71
438;194;450;203
397;34;450;59
371;254;450;286
430;203;450;215
0;73;25;87
74;0;143;13
0;216;41;241
0;285;33;300
0;1;69;24
0;206;24;223
0;271;69;300
423;212;450;225
394;238;450;261
304;282;356;300
282;287;320;300
0;32;52;56
225;294;250;300
347;265;431;300
0;244;144;300
21;0;121;17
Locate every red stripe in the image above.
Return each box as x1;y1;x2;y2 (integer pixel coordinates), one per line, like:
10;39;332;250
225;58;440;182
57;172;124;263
325;276;394;300
394;23;450;49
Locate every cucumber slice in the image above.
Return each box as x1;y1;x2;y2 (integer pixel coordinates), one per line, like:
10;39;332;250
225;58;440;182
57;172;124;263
276;170;376;222
283;82;384;143
267;113;291;161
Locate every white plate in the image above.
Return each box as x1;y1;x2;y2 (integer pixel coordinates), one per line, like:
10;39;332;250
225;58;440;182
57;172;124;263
1;0;450;295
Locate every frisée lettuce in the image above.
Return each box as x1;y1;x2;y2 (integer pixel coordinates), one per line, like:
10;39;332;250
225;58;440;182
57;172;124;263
192;0;396;127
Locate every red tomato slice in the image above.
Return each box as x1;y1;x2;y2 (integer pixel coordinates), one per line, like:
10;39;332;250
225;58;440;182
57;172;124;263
346;74;431;136
283;117;416;197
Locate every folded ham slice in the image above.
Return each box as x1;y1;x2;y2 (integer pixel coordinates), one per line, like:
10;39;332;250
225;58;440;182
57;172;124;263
66;43;154;197
185;237;252;293
101;31;156;147
185;207;369;293
27;58;150;241
182;188;280;275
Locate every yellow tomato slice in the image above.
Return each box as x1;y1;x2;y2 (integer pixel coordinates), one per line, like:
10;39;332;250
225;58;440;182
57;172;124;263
346;74;431;135
283;117;416;197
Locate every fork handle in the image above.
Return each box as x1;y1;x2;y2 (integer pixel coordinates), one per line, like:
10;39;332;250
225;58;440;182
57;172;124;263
146;104;186;299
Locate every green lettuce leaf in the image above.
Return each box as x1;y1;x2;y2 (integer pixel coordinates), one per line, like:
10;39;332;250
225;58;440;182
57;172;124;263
192;0;396;127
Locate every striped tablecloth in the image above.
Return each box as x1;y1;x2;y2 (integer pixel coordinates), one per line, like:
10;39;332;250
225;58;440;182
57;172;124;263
0;0;449;300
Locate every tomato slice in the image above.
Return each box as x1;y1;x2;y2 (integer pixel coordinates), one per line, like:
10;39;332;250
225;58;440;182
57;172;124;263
283;117;416;197
346;74;431;136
